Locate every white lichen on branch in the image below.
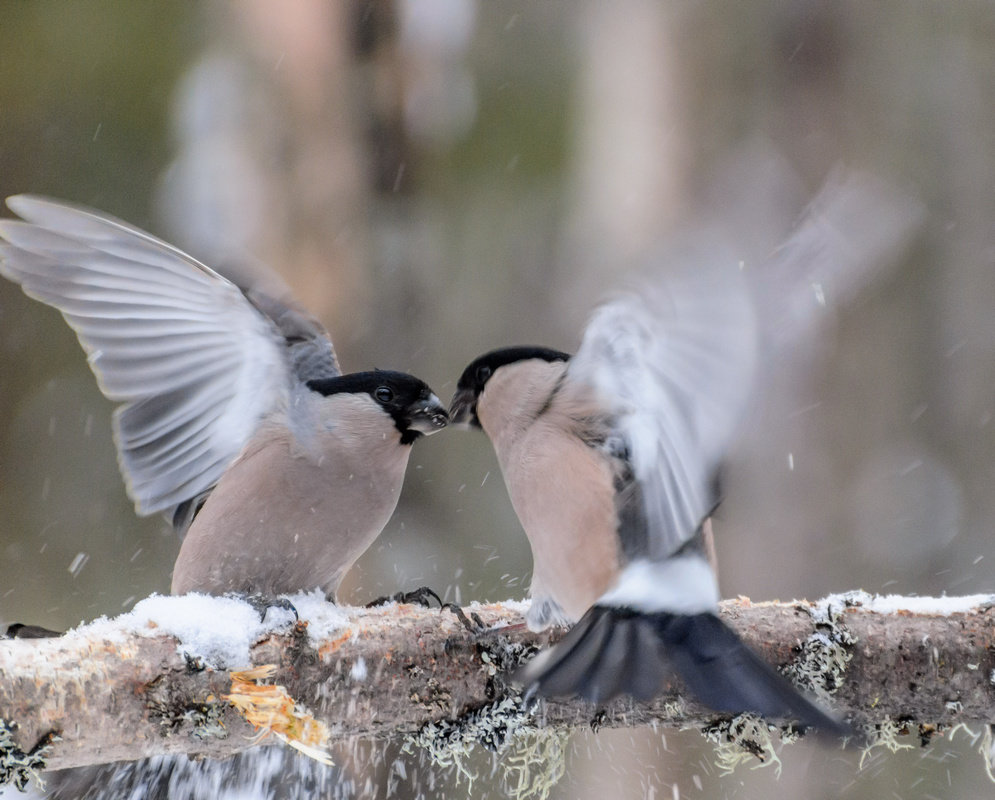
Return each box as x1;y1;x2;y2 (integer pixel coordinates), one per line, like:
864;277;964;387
700;714;793;777
783;592;859;703
0;720;58;791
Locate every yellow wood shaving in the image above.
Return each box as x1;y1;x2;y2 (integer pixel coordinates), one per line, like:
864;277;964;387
224;665;333;766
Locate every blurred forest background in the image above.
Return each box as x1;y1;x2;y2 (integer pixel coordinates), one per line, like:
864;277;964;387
2;1;995;798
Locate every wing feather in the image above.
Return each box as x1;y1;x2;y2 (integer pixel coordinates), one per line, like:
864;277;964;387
0;195;331;517
568;242;756;559
568;172;921;561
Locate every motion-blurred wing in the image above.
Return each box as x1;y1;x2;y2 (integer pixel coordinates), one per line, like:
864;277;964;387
755;169;924;355
568;242;756;559
0;195;324;517
568;171;922;560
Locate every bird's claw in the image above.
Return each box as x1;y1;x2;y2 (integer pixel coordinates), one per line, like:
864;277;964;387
442;603;485;632
366;586;443;608
235;593;300;623
365;589;484;632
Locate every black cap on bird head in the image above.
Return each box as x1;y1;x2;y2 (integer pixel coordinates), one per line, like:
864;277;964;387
308;370;449;444
449;346;570;427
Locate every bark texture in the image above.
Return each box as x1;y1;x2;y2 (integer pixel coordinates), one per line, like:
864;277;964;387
1;595;994;775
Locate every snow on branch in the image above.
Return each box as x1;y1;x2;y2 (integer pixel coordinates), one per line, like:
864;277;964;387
1;591;995;782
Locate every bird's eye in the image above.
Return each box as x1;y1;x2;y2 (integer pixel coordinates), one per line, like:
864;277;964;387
476;365;492;383
374;386;394;403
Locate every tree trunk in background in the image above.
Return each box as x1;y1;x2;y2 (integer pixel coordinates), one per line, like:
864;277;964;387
555;0;688;334
157;0;371;336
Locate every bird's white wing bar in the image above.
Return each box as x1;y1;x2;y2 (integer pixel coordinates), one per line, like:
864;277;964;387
597;555;719;614
0;195;291;516
569;242;757;560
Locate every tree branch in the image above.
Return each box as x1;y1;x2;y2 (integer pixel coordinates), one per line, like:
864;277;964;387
1;593;994;776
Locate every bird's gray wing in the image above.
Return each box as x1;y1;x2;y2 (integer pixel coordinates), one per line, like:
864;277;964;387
241;285;341;383
0;194;327;518
568;171;922;562
567;241;756;560
205;250;341;383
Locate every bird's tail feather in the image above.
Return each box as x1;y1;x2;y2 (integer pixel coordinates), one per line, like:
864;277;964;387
515;605;850;739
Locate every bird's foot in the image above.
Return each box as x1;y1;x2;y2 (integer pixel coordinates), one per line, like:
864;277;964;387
442;603;485;632
365;588;484;632
366;586;443;609
232;593;300;624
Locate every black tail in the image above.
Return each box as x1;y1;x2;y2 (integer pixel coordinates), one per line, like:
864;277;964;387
515;606;850;739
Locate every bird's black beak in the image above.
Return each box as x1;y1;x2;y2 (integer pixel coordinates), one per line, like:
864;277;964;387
448;387;478;428
406;393;449;436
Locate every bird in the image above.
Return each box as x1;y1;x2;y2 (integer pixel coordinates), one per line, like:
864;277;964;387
0;195;449;601
448;174;919;735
